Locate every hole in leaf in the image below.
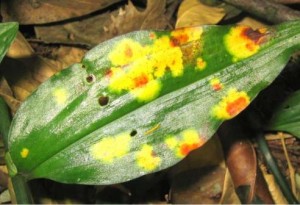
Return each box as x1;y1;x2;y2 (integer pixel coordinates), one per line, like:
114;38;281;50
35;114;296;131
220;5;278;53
86;74;95;83
130;130;137;137
98;96;109;106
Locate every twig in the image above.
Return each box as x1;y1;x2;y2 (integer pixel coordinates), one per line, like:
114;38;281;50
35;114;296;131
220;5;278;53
222;0;300;23
271;0;300;4
279;132;297;197
256;133;298;204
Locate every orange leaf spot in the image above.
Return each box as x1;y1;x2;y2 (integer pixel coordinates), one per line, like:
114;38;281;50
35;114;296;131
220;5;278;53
149;32;156;39
241;27;266;45
124;45;133;58
134;74;149;87
226;96;248;117
180;143;200;156
105;69;113;77
213;83;222;91
170;34;189;47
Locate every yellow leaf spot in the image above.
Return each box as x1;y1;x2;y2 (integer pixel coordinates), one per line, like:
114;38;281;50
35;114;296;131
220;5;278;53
20;148;29;158
212;88;250;119
224;26;267;60
196;57;206;70
165;136;178;149
131;79;161;102
209;78;223;91
165;129;205;158
136;145;161;171
177;129;203;157
53;88;67;105
90;132;132;163
107;34;185;101
109;39;145;66
181;129;199;143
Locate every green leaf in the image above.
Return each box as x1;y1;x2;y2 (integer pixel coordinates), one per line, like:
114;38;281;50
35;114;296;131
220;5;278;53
8;21;300;185
268;89;300;138
0;22;18;63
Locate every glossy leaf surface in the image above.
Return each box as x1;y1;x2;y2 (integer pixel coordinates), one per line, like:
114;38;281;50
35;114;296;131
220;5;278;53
8;21;300;185
268;89;300;138
0;22;18;63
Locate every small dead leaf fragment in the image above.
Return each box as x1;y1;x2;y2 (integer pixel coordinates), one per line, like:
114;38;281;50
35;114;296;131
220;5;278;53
176;0;226;28
260;164;289;204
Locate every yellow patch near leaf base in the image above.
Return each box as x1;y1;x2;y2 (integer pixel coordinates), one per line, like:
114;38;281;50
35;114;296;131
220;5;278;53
165;129;205;158
224;25;267;61
20;148;29;158
212;88;250;120
136;145;161;171
53;88;67;105
90;132;131;163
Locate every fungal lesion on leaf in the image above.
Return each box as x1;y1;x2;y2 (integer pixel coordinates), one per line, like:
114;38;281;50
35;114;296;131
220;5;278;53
85;74;96;83
130;129;137;137
98;95;109;106
20;148;29;158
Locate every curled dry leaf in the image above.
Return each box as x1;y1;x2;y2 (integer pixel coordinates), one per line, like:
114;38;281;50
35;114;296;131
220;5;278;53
225;140;273;204
35;0;168;46
176;0;226;28
260;164;289;204
0;0;123;24
219;168;241;204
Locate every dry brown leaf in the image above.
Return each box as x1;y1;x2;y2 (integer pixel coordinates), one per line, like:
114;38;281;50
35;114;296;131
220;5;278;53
1;0;123;24
34;0;168;46
105;0;168;36
6;32;34;58
238;16;269;29
226;140;273;204
176;0;226;28
296;173;300;200
170;166;226;204
0;77;21;114
260;164;289;204
219;168;241;204
0;32;86;102
34;11;117;46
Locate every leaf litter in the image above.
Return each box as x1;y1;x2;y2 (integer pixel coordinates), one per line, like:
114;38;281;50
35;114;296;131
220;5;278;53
0;0;300;203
